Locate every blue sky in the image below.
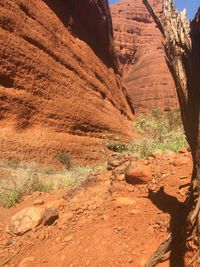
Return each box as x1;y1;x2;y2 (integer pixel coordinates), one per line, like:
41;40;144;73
109;0;200;20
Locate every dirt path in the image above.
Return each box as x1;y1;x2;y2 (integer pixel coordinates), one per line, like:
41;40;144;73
0;150;192;267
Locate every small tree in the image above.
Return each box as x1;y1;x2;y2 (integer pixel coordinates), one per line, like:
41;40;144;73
143;1;200;266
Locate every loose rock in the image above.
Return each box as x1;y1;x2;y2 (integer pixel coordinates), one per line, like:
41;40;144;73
42;207;59;226
178;147;188;154
7;207;43;235
33;199;44;206
152;149;163;158
125;163;152;184
115;197;136;206
174;156;190;167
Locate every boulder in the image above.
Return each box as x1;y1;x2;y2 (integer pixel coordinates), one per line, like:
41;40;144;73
7;200;62;235
42;207;59;226
7;207;43;235
125;163;152;184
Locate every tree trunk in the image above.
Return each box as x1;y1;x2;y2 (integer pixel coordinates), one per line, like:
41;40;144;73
142;1;200;266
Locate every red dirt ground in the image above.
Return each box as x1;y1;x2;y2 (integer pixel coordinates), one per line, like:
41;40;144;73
0;150;192;267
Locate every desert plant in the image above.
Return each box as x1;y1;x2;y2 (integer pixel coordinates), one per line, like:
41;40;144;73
131;109;187;158
0;189;21;207
56;151;71;170
167;109;182;130
6;157;20;169
0;162;96;207
107;140;128;153
151;106;163;120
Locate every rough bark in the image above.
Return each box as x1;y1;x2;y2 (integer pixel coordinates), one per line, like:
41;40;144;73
143;0;200;266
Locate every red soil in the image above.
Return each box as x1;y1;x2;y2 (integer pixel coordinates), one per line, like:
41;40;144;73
0;151;193;266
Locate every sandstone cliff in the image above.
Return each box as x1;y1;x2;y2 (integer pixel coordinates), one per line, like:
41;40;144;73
0;0;134;165
111;0;178;112
43;0;119;73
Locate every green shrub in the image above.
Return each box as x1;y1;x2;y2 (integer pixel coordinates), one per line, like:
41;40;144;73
107;140;128;153
1;189;21;207
167;109;182;130
130;139;155;158
151;107;163;120
131;108;187;158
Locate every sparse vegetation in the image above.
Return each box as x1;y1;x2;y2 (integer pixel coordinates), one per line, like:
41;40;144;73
56;151;71;170
6;157;20;169
0;162;96;207
130;108;187;158
1;189;21;208
107;140;128;153
105;108;187;159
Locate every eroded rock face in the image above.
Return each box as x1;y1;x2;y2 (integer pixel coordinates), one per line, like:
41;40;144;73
0;0;134;165
43;0;119;72
111;0;178;112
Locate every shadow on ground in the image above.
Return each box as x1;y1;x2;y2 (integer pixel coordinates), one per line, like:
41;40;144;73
148;186;189;267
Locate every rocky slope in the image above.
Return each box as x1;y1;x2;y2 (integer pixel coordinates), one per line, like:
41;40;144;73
0;149;192;266
0;0;134;166
110;0;178;112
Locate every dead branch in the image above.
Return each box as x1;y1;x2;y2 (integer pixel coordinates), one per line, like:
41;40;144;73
142;0;200;266
0;249;21;267
144;235;172;267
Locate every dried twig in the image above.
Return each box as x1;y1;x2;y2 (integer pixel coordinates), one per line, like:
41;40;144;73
0;249;21;267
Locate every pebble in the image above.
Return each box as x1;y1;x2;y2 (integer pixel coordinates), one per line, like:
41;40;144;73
33;199;44;205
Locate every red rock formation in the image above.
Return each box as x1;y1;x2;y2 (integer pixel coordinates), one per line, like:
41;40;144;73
111;0;178;112
43;0;119;72
0;0;134;166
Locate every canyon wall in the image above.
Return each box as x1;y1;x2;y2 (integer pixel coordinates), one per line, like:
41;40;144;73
0;0;134;165
111;0;178;112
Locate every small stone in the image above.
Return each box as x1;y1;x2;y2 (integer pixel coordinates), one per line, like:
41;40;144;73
63;235;73;243
19;257;35;267
143;159;149;165
128;258;133;263
130;209;139;215
178;147;188;154
115;226;123;231
140;259;147;267
174;156;190;167
115;197;136;206
38;232;46;241
117;174;125;181
152;149;163;158
33;199;44;205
